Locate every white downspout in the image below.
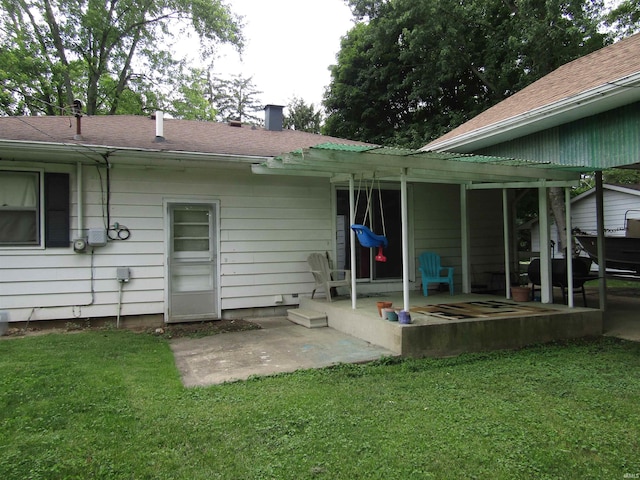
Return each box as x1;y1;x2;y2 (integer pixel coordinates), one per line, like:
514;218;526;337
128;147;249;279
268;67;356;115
401;168;410;312
349;174;357;309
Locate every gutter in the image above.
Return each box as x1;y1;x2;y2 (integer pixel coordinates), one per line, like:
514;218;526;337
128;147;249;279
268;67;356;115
0;140;271;166
425;72;640;153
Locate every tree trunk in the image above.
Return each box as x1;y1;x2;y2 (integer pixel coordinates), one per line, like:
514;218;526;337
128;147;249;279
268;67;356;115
548;187;568;257
42;0;74;111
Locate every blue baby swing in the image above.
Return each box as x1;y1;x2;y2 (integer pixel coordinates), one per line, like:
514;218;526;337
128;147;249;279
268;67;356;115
351;174;388;262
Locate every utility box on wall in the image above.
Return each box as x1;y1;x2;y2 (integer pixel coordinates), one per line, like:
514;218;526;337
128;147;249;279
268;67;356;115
117;267;130;283
87;228;108;247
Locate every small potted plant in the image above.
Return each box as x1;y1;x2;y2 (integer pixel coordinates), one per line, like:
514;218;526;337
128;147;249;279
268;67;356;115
510;274;531;302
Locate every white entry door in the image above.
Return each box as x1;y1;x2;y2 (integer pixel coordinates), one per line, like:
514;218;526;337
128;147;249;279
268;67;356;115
167;202;219;322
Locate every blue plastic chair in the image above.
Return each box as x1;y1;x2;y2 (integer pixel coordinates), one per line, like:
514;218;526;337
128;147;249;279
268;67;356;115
419;252;454;296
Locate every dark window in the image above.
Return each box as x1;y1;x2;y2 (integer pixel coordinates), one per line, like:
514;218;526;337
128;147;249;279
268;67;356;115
44;173;70;248
0;171;39;245
0;170;70;248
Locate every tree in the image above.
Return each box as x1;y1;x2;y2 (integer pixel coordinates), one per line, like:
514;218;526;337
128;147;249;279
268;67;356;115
0;0;243;116
323;0;611;147
324;0;640;258
284;97;323;133
169;68;217;121
606;0;640;39
211;75;263;124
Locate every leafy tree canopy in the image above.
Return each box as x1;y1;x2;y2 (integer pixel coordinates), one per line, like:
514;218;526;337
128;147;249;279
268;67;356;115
210;74;263;124
284;96;323;133
606;0;640;39
0;0;243;116
323;0;613;148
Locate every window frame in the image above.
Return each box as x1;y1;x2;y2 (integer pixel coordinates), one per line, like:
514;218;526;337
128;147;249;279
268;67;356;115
0;168;44;248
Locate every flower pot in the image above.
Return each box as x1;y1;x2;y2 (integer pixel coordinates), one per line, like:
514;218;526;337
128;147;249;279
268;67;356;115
376;301;393;317
383;308;398;321
398;310;412;324
511;286;531;302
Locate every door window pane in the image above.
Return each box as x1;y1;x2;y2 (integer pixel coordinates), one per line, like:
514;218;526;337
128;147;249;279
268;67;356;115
172;206;211;253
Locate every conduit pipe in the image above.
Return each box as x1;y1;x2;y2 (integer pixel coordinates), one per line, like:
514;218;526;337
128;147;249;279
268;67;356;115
77;162;84;232
117;281;123;329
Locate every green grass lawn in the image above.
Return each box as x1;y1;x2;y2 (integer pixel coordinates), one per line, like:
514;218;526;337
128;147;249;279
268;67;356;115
1;331;639;480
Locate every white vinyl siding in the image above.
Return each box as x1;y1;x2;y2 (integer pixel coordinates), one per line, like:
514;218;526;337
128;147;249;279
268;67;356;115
572;187;640;237
412;185;504;290
531;186;640;256
2;160;508;323
0;163;331;322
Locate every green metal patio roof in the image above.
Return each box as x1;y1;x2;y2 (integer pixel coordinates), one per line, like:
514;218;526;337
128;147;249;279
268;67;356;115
252;143;591;188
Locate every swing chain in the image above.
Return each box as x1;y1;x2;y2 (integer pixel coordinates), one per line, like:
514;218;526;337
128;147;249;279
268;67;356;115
377;177;386;237
353;172;387;237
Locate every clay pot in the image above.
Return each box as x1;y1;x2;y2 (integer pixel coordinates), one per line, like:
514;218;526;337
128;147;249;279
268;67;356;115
376;301;393;317
511;286;531;302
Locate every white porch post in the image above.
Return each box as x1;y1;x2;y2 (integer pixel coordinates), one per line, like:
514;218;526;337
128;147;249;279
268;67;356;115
401;168;410;312
503;189;512;299
349;174;357;309
538;186;553;303
565;187;574;307
460;185;471;293
595;171;607;311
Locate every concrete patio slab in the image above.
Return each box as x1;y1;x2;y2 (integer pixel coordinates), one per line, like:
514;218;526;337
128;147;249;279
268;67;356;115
170;316;396;387
169;289;638;388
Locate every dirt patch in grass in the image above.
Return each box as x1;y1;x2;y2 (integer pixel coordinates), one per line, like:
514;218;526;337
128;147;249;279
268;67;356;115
156;319;262;339
1;318;262;339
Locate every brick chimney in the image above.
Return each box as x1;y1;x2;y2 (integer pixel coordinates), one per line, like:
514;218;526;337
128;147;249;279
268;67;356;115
264;104;284;131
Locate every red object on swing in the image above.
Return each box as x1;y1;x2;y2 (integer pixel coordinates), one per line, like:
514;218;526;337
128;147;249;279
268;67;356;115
375;245;387;263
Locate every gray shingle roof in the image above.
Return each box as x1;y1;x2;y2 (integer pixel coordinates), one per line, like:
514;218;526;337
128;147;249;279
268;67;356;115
0;115;372;157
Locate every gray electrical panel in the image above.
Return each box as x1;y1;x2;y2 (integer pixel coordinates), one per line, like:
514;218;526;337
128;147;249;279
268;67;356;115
87;228;108;246
117;267;130;283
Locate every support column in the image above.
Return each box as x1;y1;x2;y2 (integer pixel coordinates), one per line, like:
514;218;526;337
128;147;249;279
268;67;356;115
565;187;574;307
595;171;607;311
401;168;410;312
538;186;553;303
503;189;512;299
460;185;471;293
349;175;357;309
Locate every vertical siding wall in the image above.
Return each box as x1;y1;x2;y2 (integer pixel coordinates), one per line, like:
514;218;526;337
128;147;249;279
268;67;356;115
573;189;640;237
412;184;504;290
477;102;640;169
0;162;332;322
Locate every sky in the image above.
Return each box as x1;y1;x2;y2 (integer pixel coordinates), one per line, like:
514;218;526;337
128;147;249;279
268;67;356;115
182;0;355;114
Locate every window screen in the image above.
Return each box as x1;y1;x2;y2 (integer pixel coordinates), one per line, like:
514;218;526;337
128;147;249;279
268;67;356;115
0;171;39;245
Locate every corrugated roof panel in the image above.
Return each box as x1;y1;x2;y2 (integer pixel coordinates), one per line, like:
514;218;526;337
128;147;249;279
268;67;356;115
560;105;640;169
312;143;376;152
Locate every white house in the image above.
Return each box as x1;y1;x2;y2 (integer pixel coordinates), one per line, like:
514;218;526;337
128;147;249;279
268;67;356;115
571;184;640;237
4;108;568;327
526;184;640;257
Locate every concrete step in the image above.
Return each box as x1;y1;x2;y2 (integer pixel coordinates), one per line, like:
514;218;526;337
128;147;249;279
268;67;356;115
287;308;328;329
